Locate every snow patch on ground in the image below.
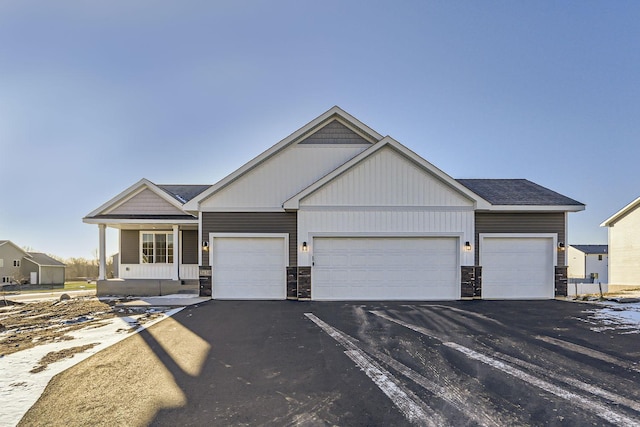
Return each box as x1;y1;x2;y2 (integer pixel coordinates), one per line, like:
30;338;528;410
0;307;183;427
584;303;640;334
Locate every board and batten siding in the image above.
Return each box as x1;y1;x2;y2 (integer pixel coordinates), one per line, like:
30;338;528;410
609;210;640;286
474;213;566;266
199;145;368;210
201;212;297;266
301;147;473;208
298;210;475;266
108;188;184;215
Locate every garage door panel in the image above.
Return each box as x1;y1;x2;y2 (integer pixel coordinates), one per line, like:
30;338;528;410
481;237;554;299
313;237;459;300
212;236;286;300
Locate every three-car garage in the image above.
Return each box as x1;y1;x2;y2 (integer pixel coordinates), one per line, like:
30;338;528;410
207;232;559;300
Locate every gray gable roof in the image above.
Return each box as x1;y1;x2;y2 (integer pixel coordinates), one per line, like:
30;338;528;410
26;252;66;267
158;185;210;204
456;179;584;206
570;244;608;254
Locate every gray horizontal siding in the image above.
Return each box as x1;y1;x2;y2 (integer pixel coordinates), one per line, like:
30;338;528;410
122;229;199;265
475;212;566;266
121;230;139;264
182;230;198;264
202;212;297;266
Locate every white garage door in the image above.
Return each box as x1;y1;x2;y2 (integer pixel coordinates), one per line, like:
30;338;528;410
211;236;287;299
312;237;459;300
481;236;555;299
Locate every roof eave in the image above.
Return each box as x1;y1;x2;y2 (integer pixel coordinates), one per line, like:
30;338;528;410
284;137;490;210
601;196;640;227
185;106;384;210
83;218;199;225
479;205;586;212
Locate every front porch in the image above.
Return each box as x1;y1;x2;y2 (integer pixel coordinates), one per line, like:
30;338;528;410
82;179;210;297
91;222;202;296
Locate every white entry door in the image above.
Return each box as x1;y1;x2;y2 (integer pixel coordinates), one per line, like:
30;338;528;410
211;234;288;300
312;236;459;300
480;234;555;299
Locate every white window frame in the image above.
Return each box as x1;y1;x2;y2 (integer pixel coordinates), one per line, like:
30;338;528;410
140;231;174;264
13;259;20;267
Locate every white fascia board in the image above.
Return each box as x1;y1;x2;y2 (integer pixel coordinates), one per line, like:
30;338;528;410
82;218;198;225
183;106;384;211
85;178;152;218
199;206;286;212
85;178;188;218
283;137;489;210
383;138;492;210
482;205;586;213
600;196;640;227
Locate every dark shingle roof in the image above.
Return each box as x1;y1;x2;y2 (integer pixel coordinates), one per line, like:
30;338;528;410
158;185;210;204
26;253;66;267
456;179;584;206
570;244;608;254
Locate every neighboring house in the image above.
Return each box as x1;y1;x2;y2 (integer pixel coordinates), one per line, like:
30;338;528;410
601;196;640;291
84;106;585;300
0;240;66;285
567;245;608;296
568;245;608;283
0;240;28;284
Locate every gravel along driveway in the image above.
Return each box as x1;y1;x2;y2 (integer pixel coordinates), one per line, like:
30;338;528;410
19;300;640;426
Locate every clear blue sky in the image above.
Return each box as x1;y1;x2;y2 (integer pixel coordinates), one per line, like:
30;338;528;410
1;1;638;259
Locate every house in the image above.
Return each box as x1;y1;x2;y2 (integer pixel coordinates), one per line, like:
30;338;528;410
568;245;608;282
567;245;608;296
601;196;640;292
84;106;585;300
0;240;66;285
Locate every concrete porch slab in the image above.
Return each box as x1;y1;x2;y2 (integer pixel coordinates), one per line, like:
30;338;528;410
108;294;211;307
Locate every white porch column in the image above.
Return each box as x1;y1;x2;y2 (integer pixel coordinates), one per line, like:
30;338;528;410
98;224;106;280
173;225;179;280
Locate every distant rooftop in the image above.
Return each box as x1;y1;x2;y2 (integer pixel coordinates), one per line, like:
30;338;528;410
457;179;584;206
26;252;66;266
570;244;608;254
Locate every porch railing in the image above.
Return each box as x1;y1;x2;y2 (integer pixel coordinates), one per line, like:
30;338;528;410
120;264;199;280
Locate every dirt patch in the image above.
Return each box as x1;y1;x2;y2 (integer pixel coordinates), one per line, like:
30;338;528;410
0;297;167;357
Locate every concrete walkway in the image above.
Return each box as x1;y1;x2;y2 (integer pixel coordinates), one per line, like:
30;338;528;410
110;294;211;307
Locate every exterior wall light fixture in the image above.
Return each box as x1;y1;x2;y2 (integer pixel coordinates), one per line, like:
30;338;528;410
302;241;309;252
464;241;472;251
202;241;209;251
558;242;565;250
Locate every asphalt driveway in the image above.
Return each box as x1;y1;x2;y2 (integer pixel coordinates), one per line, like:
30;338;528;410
20;300;640;426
